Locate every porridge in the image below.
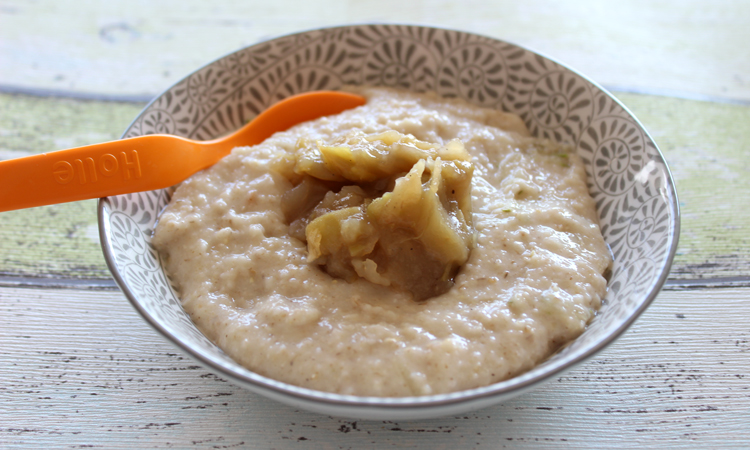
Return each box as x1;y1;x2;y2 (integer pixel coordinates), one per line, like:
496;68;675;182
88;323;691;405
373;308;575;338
152;87;611;397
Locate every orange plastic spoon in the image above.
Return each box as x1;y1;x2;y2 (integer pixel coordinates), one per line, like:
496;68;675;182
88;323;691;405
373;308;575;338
0;91;366;213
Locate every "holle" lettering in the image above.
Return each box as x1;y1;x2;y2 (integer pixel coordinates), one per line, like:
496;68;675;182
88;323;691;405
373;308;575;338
52;150;142;185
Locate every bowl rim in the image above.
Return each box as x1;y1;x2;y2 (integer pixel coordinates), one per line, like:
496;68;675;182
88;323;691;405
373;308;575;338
98;22;681;412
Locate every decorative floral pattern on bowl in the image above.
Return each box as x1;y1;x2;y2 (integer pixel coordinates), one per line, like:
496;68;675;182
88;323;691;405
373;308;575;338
99;24;679;420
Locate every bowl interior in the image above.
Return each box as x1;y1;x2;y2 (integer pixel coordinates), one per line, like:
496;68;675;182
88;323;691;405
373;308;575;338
99;24;679;417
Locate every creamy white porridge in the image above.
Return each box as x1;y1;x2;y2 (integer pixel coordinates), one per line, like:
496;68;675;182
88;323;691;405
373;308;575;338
152;87;611;397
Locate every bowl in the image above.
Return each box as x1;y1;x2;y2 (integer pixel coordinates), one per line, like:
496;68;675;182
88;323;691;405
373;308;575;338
98;24;679;420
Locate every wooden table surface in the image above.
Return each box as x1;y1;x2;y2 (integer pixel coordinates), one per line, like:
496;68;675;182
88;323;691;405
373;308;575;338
1;1;749;448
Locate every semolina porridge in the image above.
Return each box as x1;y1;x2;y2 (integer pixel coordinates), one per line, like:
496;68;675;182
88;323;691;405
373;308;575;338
152;87;611;397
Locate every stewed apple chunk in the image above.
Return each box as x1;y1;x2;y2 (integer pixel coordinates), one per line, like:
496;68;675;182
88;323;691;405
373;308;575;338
281;131;475;300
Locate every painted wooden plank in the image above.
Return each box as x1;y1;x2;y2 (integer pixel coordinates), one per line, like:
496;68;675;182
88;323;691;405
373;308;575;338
2;92;749;282
1;0;749;102
0;93;144;280
617;92;750;280
0;91;144;160
1;286;749;448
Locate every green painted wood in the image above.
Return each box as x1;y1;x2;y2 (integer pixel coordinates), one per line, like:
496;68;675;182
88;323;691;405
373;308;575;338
0;92;747;281
617;93;750;280
0;92;145;158
0;93;144;279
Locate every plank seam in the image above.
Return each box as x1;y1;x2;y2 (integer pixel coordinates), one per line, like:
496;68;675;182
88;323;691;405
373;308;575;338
0;84;153;103
0;275;118;290
2;83;749;106
0;275;748;291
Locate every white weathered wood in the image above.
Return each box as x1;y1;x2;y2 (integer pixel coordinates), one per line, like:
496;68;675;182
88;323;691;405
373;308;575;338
1;0;749;101
1;286;749;448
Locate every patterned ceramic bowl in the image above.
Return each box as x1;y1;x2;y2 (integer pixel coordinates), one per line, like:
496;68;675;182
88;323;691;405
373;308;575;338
98;24;679;420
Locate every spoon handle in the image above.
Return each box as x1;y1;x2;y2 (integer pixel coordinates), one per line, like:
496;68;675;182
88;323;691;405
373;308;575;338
0;135;204;212
0;91;367;213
